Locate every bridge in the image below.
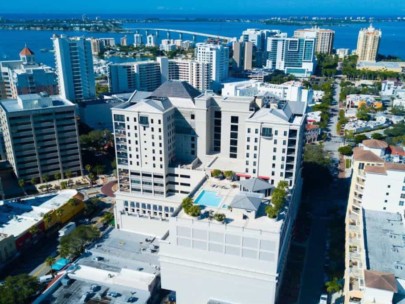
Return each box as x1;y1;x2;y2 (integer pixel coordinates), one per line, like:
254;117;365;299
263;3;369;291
125;27;236;42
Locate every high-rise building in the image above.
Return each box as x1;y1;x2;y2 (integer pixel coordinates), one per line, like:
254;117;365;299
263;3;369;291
0;46;58;99
343;139;405;303
120;35;128;46
232;41;255;71
240;29;282;67
111;80;306;303
108;57;211;93
195;43;229;88
134;34;143;47
294;27;335;54
267;36;316;77
0;93;82;182
146;34;157;47
356;25;382;62
53;35;96;103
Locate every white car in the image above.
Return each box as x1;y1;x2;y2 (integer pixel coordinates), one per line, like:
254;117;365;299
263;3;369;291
319;293;328;304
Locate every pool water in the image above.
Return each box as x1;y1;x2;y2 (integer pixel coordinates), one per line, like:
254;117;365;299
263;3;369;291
194;190;222;207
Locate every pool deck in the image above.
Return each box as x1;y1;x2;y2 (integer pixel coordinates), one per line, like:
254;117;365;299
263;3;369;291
192;179;242;211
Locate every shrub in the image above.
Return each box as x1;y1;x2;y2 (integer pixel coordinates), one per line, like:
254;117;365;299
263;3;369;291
223;171;234;180
211;169;222;178
338;145;353;156
182;197;200;217
213;213;226;222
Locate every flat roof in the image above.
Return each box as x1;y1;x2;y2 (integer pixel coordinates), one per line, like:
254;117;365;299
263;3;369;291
363;209;405;279
0;94;74;113
0;190;77;238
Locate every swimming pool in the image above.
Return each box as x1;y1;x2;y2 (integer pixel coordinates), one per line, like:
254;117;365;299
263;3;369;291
194;190;222;208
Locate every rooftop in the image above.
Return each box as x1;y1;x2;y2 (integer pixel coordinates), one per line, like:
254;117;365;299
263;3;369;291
362;139;389;149
364;270;398;293
0;94;74;113
0;190;77;238
353;146;384;163
150;80;202;100
45;229;160;304
363;209;405;280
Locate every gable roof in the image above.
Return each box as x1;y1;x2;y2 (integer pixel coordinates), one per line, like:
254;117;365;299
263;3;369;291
362;139;388;149
20;46;34;56
151;80;202;100
353;147;384;163
240;178;272;192
129;98;173;113
364;270;398;293
229;192;263;212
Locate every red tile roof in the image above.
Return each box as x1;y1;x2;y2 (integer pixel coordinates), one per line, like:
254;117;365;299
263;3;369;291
20;46;34;56
353;147;384;163
389;145;405;157
362;139;388;149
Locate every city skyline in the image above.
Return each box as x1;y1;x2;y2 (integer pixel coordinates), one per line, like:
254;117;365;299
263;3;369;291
0;0;404;15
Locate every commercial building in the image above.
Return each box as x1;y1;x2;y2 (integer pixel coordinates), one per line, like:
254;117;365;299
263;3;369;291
222;79;313;104
344;139;405;303
356;25;382;62
146;34;157;47
0;46;58;99
240;29;281;67
0;93;82;182
195;43;229;88
266;36;316;77
0;190;84;269
111;80;306;303
294;27;335;54
53;35;96;102
357;61;405;73
36;229;160;304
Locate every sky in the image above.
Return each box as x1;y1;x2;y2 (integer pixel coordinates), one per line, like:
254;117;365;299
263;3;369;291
0;0;404;15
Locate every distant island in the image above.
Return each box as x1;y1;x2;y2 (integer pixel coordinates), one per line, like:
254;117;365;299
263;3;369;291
0;16;404;33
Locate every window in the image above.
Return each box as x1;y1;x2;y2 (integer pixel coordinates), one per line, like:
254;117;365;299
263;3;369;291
139;116;149;125
401;194;405;199
262;128;272;137
247;128;251;133
247;137;250;142
400;201;404;206
388;185;391;188
274;139;277;144
231;116;239;123
273;148;277;152
273;156;276;160
275;130;278;136
402;186;405;191
191;114;195;120
255;129;258;134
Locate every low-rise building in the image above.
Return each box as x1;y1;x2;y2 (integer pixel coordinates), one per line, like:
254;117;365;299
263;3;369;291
0;190;84;268
357;61;405;73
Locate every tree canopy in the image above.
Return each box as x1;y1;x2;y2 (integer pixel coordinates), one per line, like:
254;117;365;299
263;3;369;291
0;274;41;304
59;225;100;258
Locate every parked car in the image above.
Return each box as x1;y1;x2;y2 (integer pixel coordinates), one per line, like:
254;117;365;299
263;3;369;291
319;293;328;304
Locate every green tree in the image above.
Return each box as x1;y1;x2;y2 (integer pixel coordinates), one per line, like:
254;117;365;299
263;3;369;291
0;274;40;304
65;170;73;179
59;225;100;258
211;169;222;178
54;172;61;181
223;171;234;180
325;277;343;294
94;164;105;176
31;177;38;186
42;174;49;183
338;145;353;156
102;212;114;225
56;208;64;219
85;164;92;174
45;256;56;267
18;179;26;195
354;134;368;144
371;133;385;140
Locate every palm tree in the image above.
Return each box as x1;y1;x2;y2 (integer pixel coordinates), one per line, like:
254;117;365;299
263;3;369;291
54;172;61;181
18;179;26;195
94;164;104;176
45;256;56;268
31;177;38;186
65;170;72;179
325;277;342;294
88;173;96;186
85;164;92;174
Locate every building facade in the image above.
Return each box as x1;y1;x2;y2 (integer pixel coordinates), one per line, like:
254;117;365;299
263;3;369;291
53;35;96;102
356;25;382;62
195;43;229;88
0;93;82;182
294;27;335;54
0;47;58;99
267;37;316;77
344;139;405;303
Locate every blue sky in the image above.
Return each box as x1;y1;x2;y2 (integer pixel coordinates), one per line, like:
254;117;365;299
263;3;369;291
1;0;404;15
